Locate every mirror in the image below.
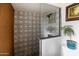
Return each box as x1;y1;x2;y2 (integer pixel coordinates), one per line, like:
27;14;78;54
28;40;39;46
40;4;61;39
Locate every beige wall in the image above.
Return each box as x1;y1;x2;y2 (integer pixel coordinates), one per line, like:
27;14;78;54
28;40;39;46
0;3;14;56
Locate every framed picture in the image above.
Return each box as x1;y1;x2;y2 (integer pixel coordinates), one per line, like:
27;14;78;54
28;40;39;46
66;3;79;21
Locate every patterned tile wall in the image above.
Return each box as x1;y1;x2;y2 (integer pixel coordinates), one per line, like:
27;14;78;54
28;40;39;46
14;11;41;56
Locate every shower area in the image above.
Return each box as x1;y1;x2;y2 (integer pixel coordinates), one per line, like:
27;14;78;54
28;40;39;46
14;11;41;55
13;3;60;56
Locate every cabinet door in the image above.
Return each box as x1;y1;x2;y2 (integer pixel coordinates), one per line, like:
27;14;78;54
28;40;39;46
0;3;14;56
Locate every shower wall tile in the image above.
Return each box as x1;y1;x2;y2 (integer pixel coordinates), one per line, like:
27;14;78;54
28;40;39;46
14;10;41;56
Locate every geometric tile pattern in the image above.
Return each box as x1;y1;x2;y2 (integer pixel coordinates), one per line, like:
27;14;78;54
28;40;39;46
14;11;41;56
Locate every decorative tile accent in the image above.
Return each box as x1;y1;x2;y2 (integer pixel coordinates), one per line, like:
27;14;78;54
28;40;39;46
14;10;40;56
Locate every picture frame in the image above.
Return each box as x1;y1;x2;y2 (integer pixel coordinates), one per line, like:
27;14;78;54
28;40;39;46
66;3;79;21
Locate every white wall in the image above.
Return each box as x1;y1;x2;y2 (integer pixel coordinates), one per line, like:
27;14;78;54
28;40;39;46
40;37;61;56
40;3;79;56
61;6;79;56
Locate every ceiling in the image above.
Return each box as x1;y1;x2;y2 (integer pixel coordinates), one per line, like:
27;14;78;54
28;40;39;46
12;3;59;13
12;3;73;13
12;3;40;12
49;3;73;7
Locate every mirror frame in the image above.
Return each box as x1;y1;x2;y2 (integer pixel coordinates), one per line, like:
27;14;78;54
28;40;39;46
40;7;61;39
